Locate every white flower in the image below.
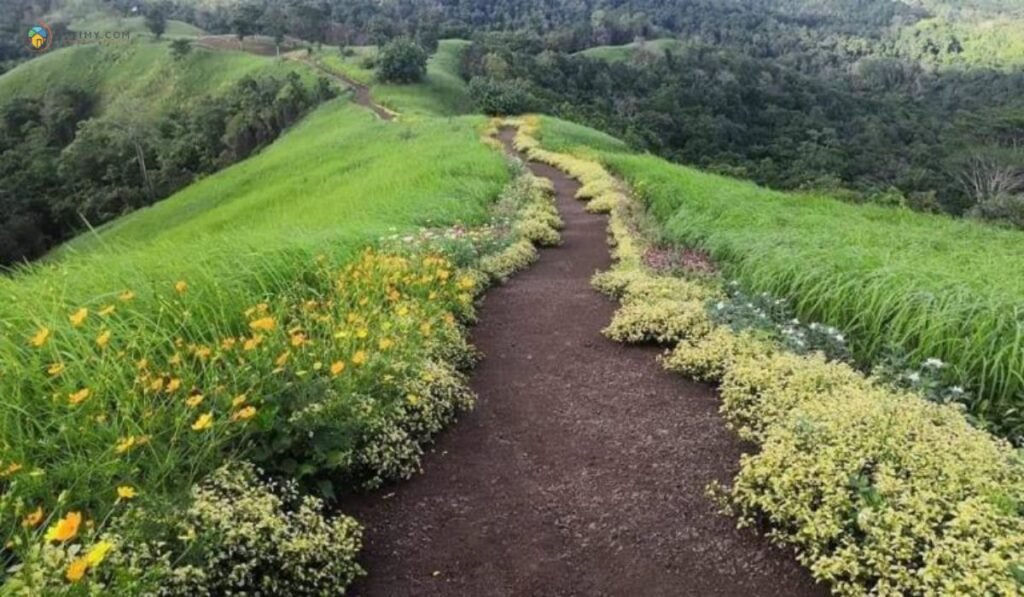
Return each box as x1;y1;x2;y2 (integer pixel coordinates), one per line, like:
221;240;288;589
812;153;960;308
715;301;725;310
906;372;921;383
950;386;965;394
923;358;945;369
834;334;845;342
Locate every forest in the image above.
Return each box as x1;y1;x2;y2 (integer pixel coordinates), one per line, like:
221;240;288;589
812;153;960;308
1;0;1022;264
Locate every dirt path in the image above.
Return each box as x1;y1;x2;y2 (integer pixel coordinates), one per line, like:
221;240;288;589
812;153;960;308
344;129;824;596
300;57;395;121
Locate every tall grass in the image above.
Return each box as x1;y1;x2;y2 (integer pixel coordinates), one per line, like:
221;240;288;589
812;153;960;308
536;115;1024;438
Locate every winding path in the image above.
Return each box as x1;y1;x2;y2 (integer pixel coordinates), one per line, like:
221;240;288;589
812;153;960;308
344;129;824;596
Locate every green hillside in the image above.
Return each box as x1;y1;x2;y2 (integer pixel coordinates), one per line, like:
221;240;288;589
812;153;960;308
576;38;684;62
68;14;206;38
0;42;309;114
535;115;1024;438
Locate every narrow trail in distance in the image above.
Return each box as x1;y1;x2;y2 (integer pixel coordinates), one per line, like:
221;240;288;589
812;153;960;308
344;128;824;596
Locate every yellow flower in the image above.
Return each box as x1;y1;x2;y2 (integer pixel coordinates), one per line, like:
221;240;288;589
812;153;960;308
47;362;66;376
249;317;276;331
193;346;212;359
175;281;188;294
330;361;346;377
378;338;394;351
85;540;114;567
22;506;43;528
98;305;116;317
2;462;22;476
231;406;257;421
166;378;182;393
231;394;247;408
458;275;476;291
116;486;137;500
114;436;137;455
119;290;135;302
68;388;91;405
95;330;111;349
191;412;213;431
221;338;237;350
419;322;432;336
29;327;51;348
352;350;367;366
69;308;88;328
66;558;88;582
169;352;182;366
185;394;205;408
136;358;148;370
356;328;369;339
290;333;307;348
275;351;290;367
45;511;81;543
243;335;263;351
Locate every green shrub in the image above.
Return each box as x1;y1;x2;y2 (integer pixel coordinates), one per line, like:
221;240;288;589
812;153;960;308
377;38;428;84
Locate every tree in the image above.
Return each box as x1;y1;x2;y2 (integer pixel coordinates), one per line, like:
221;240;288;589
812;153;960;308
377;38;427;84
169;38;192;61
231;0;262;48
144;2;168;40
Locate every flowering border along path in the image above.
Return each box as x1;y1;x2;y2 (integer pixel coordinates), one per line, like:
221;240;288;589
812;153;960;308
505;115;1024;596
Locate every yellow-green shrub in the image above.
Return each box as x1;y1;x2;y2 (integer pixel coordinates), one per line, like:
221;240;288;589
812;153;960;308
730;388;1024;596
661;327;774;383
602;297;712;344
721;351;872;443
479;238;538;282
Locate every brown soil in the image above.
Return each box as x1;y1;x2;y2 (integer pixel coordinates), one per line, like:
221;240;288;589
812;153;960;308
343;128;825;596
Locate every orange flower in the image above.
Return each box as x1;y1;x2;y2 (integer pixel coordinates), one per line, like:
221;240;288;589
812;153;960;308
29;327;51;348
69;308;88;328
330;361;346;377
21;506;43;528
45;511;81;543
66;558;88;582
68;388;91;405
174;281;188;294
191;412;213;431
249;317;275;331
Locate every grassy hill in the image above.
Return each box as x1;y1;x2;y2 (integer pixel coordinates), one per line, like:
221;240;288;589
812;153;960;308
68;14;206;38
0;42;310;115
317;39;473;117
576;38;684;62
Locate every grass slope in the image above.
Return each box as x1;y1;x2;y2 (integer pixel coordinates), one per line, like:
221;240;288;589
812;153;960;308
577;38;684;62
0;42;311;114
375;40;473;116
0;98;506;532
68;14;206;38
536;115;1024;435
